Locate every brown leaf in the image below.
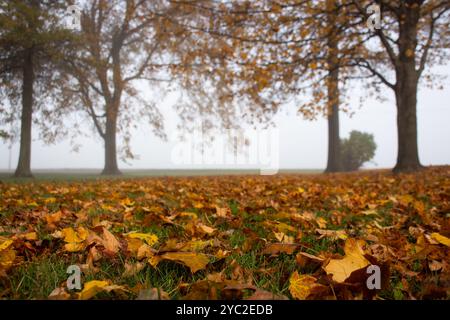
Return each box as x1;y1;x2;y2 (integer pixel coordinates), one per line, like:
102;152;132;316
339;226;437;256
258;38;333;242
262;243;298;256
246;289;289;300
101;227;120;255
295;251;324;268
48;287;71;300
122;262;145;277
137;287;170;300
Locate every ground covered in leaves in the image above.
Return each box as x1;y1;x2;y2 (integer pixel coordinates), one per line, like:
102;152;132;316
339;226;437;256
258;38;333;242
0;167;449;300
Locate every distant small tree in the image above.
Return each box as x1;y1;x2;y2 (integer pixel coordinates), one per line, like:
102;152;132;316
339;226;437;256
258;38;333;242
0;130;8;139
340;131;377;171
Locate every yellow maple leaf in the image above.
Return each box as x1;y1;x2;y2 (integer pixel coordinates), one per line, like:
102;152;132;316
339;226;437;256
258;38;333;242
431;233;450;247
289;271;324;300
323;238;370;283
160;252;210;273
316;217;328;229
44;197;57;204
22;232;38;241
274;232;294;244
64;242;85;252
120;198;135;207
126;232;158;246
127;237;145;255
0;239;13;251
57;227;88;252
61;227;88;243
193;202;204;209
45;211;62;225
181;239;214;252
0;239;16;273
77;280;110;300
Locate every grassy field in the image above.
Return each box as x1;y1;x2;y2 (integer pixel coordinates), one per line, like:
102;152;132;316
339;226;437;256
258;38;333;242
0;169;323;182
0;167;449;300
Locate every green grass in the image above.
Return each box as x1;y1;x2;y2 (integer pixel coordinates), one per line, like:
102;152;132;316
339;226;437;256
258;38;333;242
4;253;210;300
0;169;322;183
6;255;75;299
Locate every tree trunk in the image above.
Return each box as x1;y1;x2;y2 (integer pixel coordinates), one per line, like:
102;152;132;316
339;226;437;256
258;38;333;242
325;10;342;173
394;71;422;173
393;5;422;173
14;48;34;178
325;101;341;173
101;112;121;175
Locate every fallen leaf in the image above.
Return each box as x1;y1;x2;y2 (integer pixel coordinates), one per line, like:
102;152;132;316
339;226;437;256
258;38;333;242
64;242;86;252
77;280;127;300
274;232;294;244
101;228;120;255
246;289;289;300
45;211;62;226
126;232;158;246
49;287;71;300
137;287;170;300
296;251;324;267
61;227;88;243
289;271;326;300
323;238;370;283
160;252;210;273
127;237;146;255
316;217;328;228
57;227;88;252
430;233;450;247
0;239;13;251
122;262;145;277
0;238;15;274
197;223;216;235
316;229;348;240
428;260;443;272
77;280;110;300
215;206;231;218
22;232;38;241
262;243;298;255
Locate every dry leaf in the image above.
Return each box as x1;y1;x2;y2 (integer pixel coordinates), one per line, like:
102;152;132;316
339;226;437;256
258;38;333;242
246;289;289;300
160;252;210;273
137;287;170;300
122;262;145;277
77;280;127;300
289;271;326;300
430;233;450;247
262;243;298;255
125;232;158;246
101;228;120;255
323;238;370;283
0;239;15;274
316;229;348;240
49;287;71;300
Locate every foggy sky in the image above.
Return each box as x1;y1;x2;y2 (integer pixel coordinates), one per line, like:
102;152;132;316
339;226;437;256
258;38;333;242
1;67;449;171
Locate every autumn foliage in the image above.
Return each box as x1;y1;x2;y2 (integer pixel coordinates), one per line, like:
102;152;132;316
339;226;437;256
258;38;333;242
0;167;449;300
